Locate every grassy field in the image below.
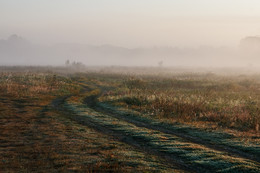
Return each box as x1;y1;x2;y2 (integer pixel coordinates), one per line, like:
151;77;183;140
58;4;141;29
0;67;259;172
100;73;260;132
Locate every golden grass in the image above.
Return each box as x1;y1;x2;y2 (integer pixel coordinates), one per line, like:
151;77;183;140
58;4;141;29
0;72;180;172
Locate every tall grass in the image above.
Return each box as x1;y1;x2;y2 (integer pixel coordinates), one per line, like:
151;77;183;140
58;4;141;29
104;74;260;132
0;72;80;97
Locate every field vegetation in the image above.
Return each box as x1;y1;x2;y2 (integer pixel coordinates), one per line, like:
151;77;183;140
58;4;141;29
0;70;180;172
101;73;260;132
0;67;259;172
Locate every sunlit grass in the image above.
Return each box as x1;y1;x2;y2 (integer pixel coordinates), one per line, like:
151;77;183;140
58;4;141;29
100;74;260;132
1;69;260;172
0;71;181;172
66;98;260;172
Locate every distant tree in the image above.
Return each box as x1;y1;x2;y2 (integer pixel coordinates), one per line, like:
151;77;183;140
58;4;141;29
158;60;163;67
69;61;86;71
65;60;70;66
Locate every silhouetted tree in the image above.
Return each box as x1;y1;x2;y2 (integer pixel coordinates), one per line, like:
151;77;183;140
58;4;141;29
65;60;70;66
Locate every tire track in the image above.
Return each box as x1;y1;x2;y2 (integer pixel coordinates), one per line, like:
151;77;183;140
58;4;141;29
52;96;194;172
53;95;260;172
84;86;260;164
51;82;260;172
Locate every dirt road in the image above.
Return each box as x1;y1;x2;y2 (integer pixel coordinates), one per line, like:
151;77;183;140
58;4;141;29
53;85;260;172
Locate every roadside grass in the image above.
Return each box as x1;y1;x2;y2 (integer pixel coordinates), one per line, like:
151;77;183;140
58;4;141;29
69;74;260;162
0;72;181;172
0;72;81;171
97;102;260;157
35;108;178;172
1;70;260;172
66;97;260;172
69;73;259;148
71;73;259;147
95;73;260;133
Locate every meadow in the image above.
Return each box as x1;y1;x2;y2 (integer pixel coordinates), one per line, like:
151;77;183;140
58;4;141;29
102;73;260;132
0;66;259;172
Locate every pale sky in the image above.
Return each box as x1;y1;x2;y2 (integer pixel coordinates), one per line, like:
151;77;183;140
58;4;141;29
1;0;260;47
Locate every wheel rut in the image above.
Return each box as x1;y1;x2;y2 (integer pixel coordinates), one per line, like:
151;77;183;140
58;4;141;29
84;86;260;164
52;85;260;172
52;96;195;172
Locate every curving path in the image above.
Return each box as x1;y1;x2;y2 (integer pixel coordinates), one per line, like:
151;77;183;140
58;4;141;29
53;84;260;173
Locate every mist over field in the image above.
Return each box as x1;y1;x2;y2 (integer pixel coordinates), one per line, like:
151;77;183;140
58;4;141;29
1;1;260;172
1;0;260;67
1;34;260;68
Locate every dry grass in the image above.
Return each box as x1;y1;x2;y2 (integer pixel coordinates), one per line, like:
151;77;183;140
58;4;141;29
100;74;260;132
0;71;179;172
